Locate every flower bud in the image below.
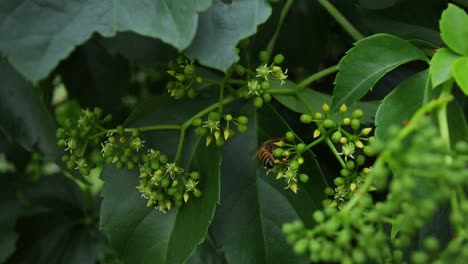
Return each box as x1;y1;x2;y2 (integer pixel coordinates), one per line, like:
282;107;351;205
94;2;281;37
322;103;330;113
339;104;348;113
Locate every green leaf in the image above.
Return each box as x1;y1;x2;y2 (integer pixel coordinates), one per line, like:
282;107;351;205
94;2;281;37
271;81;379;124
430;48;461;88
0;189;20;263
359;0;401;9
452;56;468;94
375;70;428;142
100;96;220;264
440;4;468;55
210;103;326;263
0;60;60;161
0;0;211;81
186;236;222;264
331;33;428;112
100;142;219;264
6;174;101;264
185;0;271;72
447;99;468;144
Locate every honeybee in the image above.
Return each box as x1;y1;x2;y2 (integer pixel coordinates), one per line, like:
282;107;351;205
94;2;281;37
258;138;285;169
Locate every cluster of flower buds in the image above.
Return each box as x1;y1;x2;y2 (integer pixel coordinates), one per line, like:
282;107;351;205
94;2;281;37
192;111;248;147
261;132;310;193
299;103;374;207
57;107;112;176
246;51;288;108
101;126;145;170
166;56;202;99
136;149;202;212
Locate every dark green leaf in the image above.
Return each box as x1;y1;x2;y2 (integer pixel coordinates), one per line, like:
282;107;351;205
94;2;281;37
429;48;461;88
0;190;20;263
6;175;101;264
447;99;468;144
440;4;468;55
100;96;220;264
59;39;130;115
0;60;60;160
331;33;428;112
452;56;468;94
185;0;271;71
375;70;428;142
100;142;219;264
359;0;401;10
210;103;326;263
186;236;223;264
272;81;379;123
0;0;211;81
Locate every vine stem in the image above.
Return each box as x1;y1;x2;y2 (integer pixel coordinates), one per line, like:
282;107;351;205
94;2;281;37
297;65;339;90
317;0;364;42
90;125;181;139
265;0;294;61
437;81;452;149
343;95;453;212
325;137;346;168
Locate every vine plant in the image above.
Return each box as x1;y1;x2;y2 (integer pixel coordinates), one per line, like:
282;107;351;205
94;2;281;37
1;0;467;264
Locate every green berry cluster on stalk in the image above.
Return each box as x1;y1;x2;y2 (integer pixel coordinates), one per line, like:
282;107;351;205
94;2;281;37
192;112;249;147
263;132;310;193
246;51;288;108
283;115;468;263
101;127;145;170
56;107;111;176
136;149;202;213
166;56;202;99
300;103;374;208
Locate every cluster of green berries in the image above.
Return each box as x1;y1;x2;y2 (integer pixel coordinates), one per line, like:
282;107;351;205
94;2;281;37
264;132;310;193
100;127;145;170
245;51;288;108
283;117;468;263
192;111;248;147
57;107;111;176
300;103;374;208
136;149;202;212
167;56;202;99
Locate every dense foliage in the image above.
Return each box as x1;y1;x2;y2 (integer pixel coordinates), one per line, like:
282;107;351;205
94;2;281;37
1;0;468;263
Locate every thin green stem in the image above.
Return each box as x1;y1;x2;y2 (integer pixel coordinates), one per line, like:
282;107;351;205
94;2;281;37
174;129;187;163
451;186;463;233
265;0;294;61
219;78;226;114
437;81;453;149
90;125;181;139
325;137;346;168
268;88;297;95
304;135;327;152
317;0;364;42
343;95;453;212
297;65;339;90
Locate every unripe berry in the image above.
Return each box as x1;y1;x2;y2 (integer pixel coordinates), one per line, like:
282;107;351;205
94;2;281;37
262;93;272;102
289;160;299;170
195;127;208;136
356;155;365;165
350;119;360;130
339;104;348;113
253;97;263;108
293;239;308;254
208;111;221;121
285;131;295;142
193;189;202;198
235;65;245;76
117;125;124;135
190;171;200;180
237;116;248;125
296;143;306;153
274;54;285;64
159;155;168;163
259;50;269;63
351;109;364;119
273;148;284;158
324;187;335;196
323;119;335;128
340;168;351;177
331;131;342;142
260;81;270;90
237;125;248;133
346;160;355;170
300;114;313;124
299;173;309;183
322;103;330;112
334;177;345;186
313;210;325;223
192;118;203;126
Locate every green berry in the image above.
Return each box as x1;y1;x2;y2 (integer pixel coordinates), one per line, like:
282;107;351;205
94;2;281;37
300;114;313;124
253;97;263;108
296;143;306;153
356;155;365;165
324;187;335;196
334;177;345;186
350;119;360;130
195;127;208;136
235;65;245;76
331;131;342;142
299;173;309;183
187;89;197;98
289;160;299;170
346;160;355;170
285;131;295;142
262;93;272;103
117;125;124;135
191;118;203;126
293;239;308;254
159;155;168;164
193;189;202;198
313;210;325;223
272;148;284;158
237;116;248;125
208;111;221;121
351;109;364;119
259;50;269;63
340;169;351;177
274;54;284;64
190;171;200;180
323;119;335;128
260;81;270;90
237;124;248;133
423;236;439;251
